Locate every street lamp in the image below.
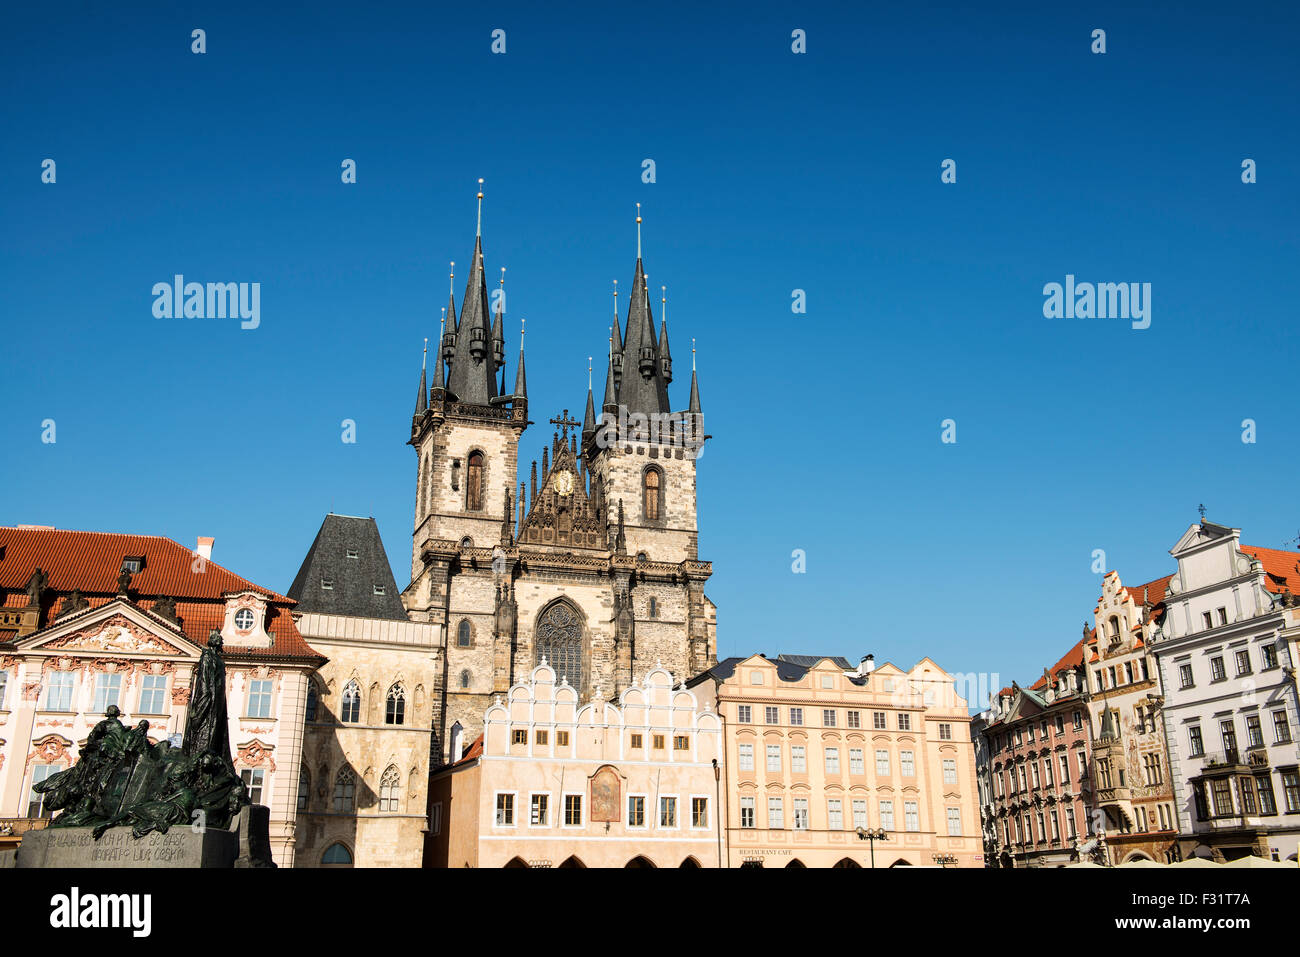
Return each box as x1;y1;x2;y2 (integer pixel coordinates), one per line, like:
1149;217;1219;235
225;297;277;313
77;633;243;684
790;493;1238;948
855;826;889;868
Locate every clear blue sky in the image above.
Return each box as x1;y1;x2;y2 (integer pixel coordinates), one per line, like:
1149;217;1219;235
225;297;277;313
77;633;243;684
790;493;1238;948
2;2;1297;703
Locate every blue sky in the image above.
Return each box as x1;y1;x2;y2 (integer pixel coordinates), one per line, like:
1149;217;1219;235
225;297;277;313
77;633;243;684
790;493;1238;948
2;2;1297;702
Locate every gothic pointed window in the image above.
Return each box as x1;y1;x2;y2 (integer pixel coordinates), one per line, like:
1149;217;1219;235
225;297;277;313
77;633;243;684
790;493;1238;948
298;765;311;811
643;467;662;522
386;684;406;725
379;765;401;813
457;620;471;647
341;680;361;723
305;682;318;722
334;767;356;812
535;601;584;692
466;451;485;511
459;669;471;689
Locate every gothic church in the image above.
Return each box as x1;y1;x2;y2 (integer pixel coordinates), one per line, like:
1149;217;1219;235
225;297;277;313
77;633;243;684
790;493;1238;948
402;188;717;763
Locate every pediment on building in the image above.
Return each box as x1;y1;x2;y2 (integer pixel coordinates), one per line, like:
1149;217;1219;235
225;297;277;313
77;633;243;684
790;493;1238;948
17;600;199;658
1170;521;1235;557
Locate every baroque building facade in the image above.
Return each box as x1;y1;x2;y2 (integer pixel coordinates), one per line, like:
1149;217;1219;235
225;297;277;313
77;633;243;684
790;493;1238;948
401;192;717;766
688;653;982;867
0;526;323;866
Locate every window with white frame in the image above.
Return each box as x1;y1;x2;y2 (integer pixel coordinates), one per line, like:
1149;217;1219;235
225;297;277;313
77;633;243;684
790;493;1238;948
879;800;894;831
768;797;784;829
564;794;583;826
659;796;677;828
875;750;890;776
495;792;515;826
904;801;919;832
825;747;840;775
827;799;843;830
946;807;962;836
627;795;645;827
246;678;273;719
766;744;781;772
939;723;953;740
792;797;809;830
765;706;779;724
900;751;914;776
138;674;167;714
898;713;911;731
942;758;957;785
873;711;887;729
789;707;803;726
529;793;549;826
791;745;806;773
737;705;751;723
740;795;755;828
738;743;754;771
92;673;122;714
45;671;75;711
691;797;708;828
823;709;837;727
241;768;266;805
849;748;865;774
852;799;868;829
379;766;400;812
28;765;59;818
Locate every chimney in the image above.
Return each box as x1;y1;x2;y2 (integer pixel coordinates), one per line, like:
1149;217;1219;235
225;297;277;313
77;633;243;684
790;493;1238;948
196;537;214;562
859;654;875;677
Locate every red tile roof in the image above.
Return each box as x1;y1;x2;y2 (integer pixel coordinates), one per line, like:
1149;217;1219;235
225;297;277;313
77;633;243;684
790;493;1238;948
1029;637;1087;691
0;526;321;663
1241;545;1300;596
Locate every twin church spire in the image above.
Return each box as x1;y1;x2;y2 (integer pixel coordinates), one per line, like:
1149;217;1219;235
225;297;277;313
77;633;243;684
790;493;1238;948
414;185;702;429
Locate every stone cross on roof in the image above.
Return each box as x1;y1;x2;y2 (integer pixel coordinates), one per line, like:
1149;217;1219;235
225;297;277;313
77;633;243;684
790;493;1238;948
549;409;580;439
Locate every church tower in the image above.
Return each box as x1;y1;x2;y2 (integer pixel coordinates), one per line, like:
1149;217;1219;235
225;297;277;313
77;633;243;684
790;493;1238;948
403;181;528;759
404;190;715;766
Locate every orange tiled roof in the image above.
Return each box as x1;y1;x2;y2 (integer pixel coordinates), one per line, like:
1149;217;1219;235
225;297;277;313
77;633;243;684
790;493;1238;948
1029;637;1087;691
1241;545;1300;596
0;526;321;662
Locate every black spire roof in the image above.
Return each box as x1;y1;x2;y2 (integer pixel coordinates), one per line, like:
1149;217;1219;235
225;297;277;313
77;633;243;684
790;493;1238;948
445;222;500;406
617;257;671;416
414;344;428;415
288;515;408;621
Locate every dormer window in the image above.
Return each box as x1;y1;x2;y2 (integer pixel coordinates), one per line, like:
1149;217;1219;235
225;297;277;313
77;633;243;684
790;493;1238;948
121;556;146;574
321;578;334;590
373;584;386;596
346;549;359;560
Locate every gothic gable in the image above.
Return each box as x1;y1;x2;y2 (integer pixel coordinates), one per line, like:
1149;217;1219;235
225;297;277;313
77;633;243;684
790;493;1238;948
519;421;606;550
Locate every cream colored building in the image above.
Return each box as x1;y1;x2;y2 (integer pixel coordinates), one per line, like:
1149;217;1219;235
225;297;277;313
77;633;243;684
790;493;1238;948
288;515;441;868
688;653;982;868
428;661;723;868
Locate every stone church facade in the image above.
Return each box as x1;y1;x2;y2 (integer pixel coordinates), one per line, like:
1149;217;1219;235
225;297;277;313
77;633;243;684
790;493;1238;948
402;193;717;764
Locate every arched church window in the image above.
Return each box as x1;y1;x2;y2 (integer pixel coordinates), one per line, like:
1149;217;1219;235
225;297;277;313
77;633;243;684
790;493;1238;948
322;843;352;866
459;670;471;689
379;765;401;812
457;620;471;647
466;451;485;511
305;682;318;722
341;680;361;723
386;684;406;725
643;467;662;522
535;601;584;692
417;453;428;519
649;597;658;618
297;765;311;811
334;767;356;812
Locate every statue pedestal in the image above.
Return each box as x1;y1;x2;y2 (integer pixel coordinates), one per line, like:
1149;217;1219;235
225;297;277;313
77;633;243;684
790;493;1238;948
9;806;276;869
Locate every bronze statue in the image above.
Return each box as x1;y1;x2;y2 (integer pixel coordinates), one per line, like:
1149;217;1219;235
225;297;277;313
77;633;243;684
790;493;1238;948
34;635;250;841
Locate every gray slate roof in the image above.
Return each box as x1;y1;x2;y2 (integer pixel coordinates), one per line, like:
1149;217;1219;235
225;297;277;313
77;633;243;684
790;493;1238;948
287;515;408;620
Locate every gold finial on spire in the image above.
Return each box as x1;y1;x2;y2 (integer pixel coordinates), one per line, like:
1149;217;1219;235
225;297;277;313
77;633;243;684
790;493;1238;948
449;262;455;296
661;284;667;316
692;337;696;371
498;267;506;315
519;315;525;354
422;337;428;368
476;178;484;237
636;202;642;259
588;356;593;391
